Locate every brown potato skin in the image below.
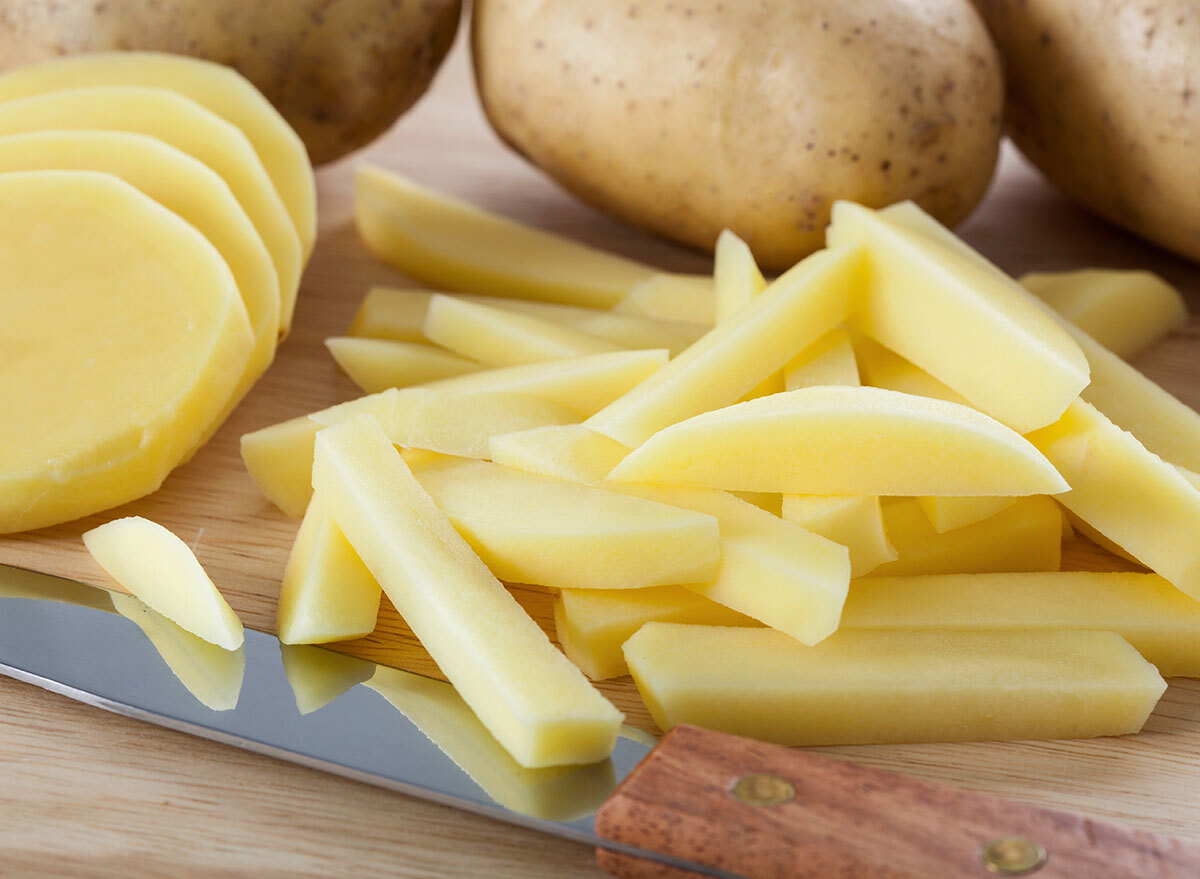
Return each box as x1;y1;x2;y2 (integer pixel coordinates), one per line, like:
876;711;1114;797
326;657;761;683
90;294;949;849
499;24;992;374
473;0;1003;270
974;0;1200;263
0;0;461;165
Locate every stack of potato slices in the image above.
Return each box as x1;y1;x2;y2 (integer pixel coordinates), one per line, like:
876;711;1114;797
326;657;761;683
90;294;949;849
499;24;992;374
0;52;315;534
243;166;1196;768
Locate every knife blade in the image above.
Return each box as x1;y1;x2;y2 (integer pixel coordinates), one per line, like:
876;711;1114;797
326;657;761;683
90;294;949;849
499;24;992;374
3;564;1199;879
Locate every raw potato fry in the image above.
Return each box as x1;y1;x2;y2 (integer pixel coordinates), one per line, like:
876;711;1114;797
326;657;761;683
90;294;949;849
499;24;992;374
240;416;321;519
1019;269;1187;359
355;166;655;308
396;391;577;459
112;593;245;711
312;415;622;768
841;572;1200;677
916;496;1018;534
714;229;767;323
607;386;1069;497
366;666;618;822
554;586;758;681
0;86;301;333
852;333;967;404
1;171;253;533
829;201;1089;433
489;424;630;485
0;50;316;261
613;273;716;324
84;517;245;650
423;294;622;366
280;645;375;715
406;457;721;590
784;328;861;390
781;495;896;578
276;497;382;645
326;337;479;393
873;497;1063;577
587;245;865;447
1027;400;1200;601
624;624;1166;746
348;288;433;342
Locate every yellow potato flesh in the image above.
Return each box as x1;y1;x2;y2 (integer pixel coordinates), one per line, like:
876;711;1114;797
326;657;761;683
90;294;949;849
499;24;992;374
0;171;253;533
842;572;1200;677
84;517;245;650
1027;400;1200;600
366;666;617;822
408;458;720;590
607;386;1068;497
312;415;621;768
915;496;1018;534
783;328;861;390
0;86;301;334
852;333;968;404
1020;269;1187;359
873;497;1063;577
624;624;1165;746
0;50;316;260
780;495;896;578
326;337;478;394
395;390;578;459
239;416;321;519
828;201;1089;433
112;593;245;712
713;229;767;323
554;586;758;681
587;245;864;448
279;645;375;716
276;497;382;645
348;288;434;342
613;273;716;324
0;131;278;411
355;166;654;308
489;424;630;485
423;294;621;366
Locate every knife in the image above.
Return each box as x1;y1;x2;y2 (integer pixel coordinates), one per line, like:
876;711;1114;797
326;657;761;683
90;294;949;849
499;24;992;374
2;565;1198;878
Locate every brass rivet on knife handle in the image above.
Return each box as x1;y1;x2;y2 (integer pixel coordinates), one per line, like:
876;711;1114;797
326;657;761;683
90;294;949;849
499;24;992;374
980;837;1048;875
730;773;794;807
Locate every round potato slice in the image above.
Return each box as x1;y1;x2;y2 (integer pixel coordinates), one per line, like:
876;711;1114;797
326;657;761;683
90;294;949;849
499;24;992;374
0;130;279;416
0;51;316;260
0;85;301;334
0;170;254;533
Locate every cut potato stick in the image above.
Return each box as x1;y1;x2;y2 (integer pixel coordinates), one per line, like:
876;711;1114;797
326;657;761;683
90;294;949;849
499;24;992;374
489;424;630;485
395;391;577;459
424;294;622;366
915;496;1018;533
841;572;1200;677
624;624;1165;746
280;645;375;715
852;332;968;404
873;496;1063;577
1027;399;1200;601
313;415;621;768
714;229;767;323
781;495;896;578
830;201;1089;433
84;517;244;650
326;337;479;394
406;457;721;590
1019;269;1187;359
348;289;433;342
276;496;382;645
554;586;758;681
240;416;322;519
613;273;716;324
607;386;1068;497
587;245;865;447
355;166;655;308
783;328;861;389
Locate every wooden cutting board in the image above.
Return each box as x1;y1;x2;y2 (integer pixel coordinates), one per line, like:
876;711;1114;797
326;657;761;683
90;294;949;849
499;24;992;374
3;31;1200;878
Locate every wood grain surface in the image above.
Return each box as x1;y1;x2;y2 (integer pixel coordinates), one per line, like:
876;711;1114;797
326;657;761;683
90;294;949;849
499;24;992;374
3;28;1200;878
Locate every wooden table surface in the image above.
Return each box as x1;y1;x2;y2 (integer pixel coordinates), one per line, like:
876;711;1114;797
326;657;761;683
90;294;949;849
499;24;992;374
4;27;1200;879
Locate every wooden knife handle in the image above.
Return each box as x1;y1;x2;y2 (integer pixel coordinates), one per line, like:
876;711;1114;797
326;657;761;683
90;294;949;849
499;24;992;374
594;724;1200;878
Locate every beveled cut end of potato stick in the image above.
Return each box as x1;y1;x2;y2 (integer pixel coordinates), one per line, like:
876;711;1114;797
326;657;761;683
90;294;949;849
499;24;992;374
326;336;479;394
607;386;1069;497
587;244;865;448
489;424;631;486
713;229;767;324
354;165;656;308
347;288;436;342
624;625;1166;747
312;414;621;768
916;495;1018;534
240;415;322;518
835;200;1089;433
613;273;716;324
781;494;897;577
784;328;862;389
83;516;245;651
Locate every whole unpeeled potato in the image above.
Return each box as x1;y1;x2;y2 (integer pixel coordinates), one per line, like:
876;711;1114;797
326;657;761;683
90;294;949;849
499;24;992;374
0;0;461;165
473;0;1004;270
974;0;1200;264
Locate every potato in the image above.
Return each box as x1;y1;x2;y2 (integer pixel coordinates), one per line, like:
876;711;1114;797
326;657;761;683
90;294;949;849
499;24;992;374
0;0;461;165
473;0;1004;269
974;0;1200;263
